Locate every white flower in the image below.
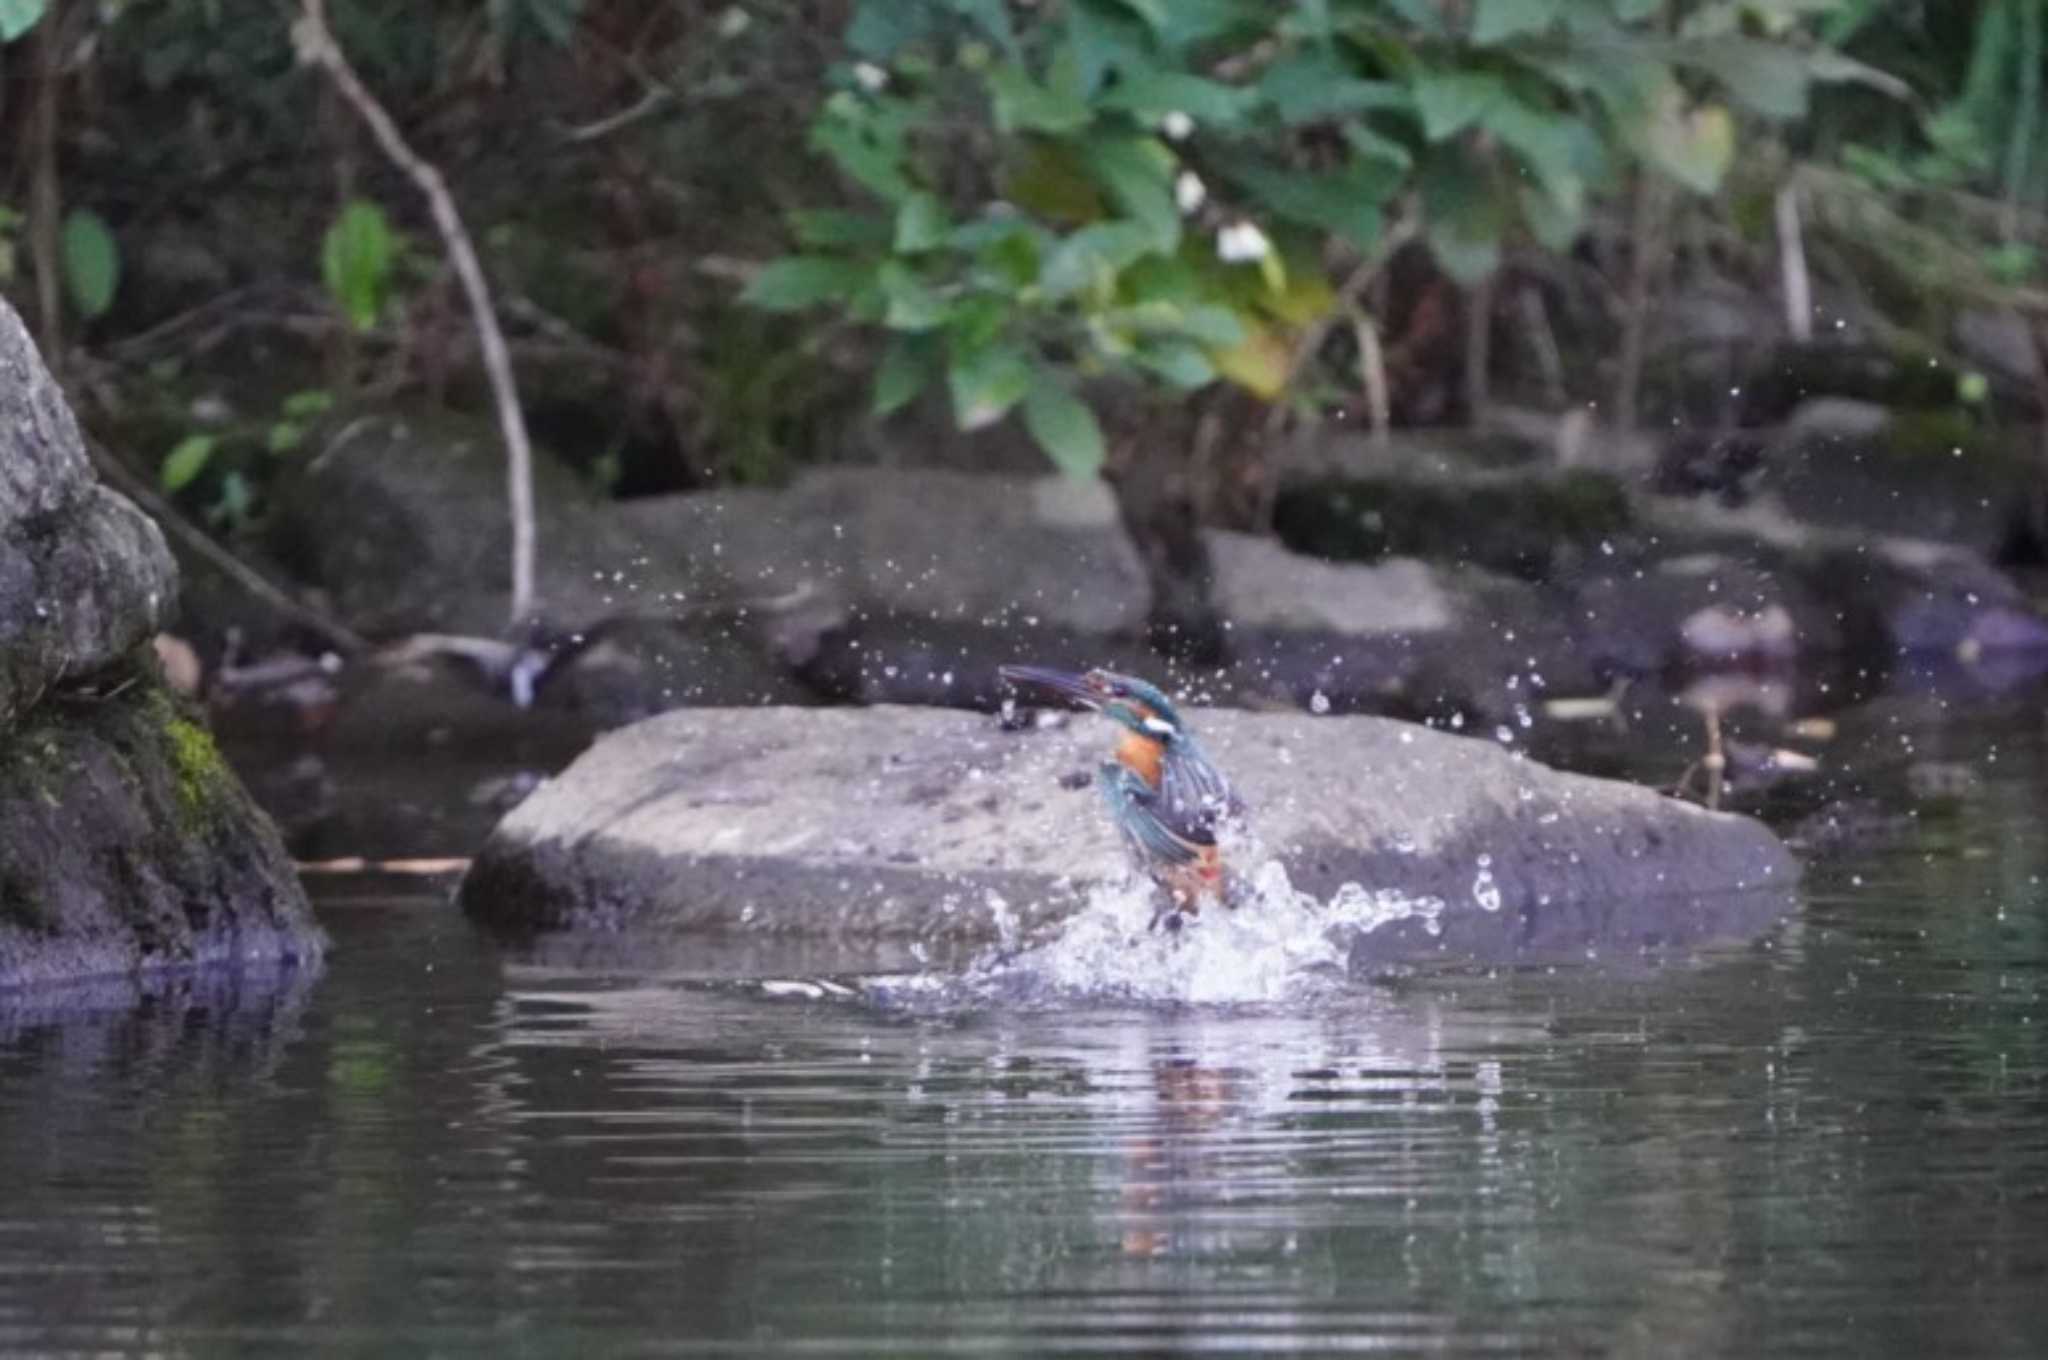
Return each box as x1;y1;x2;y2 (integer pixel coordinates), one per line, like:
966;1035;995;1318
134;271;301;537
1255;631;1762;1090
1175;170;1206;215
853;62;889;93
1216;220;1271;263
1161;110;1195;141
716;6;751;38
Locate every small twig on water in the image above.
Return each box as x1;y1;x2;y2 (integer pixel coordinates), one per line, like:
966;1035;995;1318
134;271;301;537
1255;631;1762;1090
292;0;538;628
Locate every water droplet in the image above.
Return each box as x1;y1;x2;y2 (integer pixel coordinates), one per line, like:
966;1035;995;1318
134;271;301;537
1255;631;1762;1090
1309;689;1330;715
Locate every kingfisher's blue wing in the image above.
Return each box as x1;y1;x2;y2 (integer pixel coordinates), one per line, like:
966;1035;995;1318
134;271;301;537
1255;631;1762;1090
1096;763;1205;867
1158;740;1243;839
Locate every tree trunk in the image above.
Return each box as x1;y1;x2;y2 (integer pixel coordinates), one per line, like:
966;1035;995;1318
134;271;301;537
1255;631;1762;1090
27;5;64;366
1613;173;1668;432
1101;394;1225;666
1463;273;1495;422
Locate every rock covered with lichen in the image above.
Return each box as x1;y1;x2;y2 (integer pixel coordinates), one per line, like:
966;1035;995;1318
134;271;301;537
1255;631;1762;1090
0;297;322;991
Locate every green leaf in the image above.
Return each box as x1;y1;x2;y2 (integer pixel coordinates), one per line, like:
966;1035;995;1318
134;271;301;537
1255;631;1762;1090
1101;71;1260;127
59;209;119;320
947;0;1019;54
1174;304;1249;347
1472;0;1559;43
1381;0;1451;34
1259;50;1409;124
1674;38;1811;120
1041;221;1160;297
0;0;46;42
878;261;951;329
741;256;871;311
894;193;950;252
847;1;935;57
212;470;253;527
1636;88;1735;194
949;341;1034;430
1135;340;1216;388
1414;71;1506;141
810;115;916;201
160;434;217;492
1482;99;1588;214
281;389;335;421
1021;372;1107;477
1068;0;1152;93
320;199;395;331
1208;318;1292;399
1518;184;1583;252
945;294;1008;350
966;222;1044;290
1419;149;1506;283
873;334;938;417
1079;136;1183;250
1109;0;1169;28
1341;122;1415;170
988;63;1092;133
1155;0;1262;48
792;209;894;247
1214;158;1393;250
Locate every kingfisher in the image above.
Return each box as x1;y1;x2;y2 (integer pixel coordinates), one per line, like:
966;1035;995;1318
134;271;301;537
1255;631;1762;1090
999;665;1246;929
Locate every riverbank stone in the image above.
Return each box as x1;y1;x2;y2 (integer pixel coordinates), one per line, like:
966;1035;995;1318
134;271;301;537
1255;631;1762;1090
460;706;1798;969
0;296;322;992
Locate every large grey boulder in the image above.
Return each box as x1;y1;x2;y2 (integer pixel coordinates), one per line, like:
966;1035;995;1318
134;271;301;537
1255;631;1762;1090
0;298;322;991
0;307;176;721
1207;530;1598;720
460;706;1797;969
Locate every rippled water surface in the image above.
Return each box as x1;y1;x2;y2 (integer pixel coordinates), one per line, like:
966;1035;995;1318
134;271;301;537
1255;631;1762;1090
5;697;2048;1356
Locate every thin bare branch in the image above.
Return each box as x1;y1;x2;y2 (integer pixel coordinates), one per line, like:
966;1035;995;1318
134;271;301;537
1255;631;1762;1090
292;0;538;626
84;438;369;658
1345;306;1390;450
1775;180;1813;342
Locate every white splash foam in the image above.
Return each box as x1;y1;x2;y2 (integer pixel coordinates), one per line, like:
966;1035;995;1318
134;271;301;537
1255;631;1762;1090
971;858;1442;1007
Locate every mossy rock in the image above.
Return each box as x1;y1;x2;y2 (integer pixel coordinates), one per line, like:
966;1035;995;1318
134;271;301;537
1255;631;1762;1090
0;671;323;989
1272;469;1633;581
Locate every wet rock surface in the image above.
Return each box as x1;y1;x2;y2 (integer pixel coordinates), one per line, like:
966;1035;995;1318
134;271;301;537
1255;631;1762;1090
260;413;2048;730
0;306;176;720
460;706;1798;970
0;297;322;992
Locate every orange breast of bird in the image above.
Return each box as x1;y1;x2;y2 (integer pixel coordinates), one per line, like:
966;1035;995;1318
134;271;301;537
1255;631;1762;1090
1114;729;1166;788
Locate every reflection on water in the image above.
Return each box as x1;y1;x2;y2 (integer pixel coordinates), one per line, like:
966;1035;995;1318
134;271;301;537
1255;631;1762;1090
2;696;2048;1355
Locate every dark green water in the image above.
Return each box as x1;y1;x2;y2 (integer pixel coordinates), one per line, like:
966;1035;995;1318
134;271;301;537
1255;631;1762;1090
3;694;2047;1356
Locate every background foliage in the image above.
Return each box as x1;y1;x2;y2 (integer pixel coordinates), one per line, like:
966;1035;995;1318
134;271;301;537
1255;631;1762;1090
1;0;2043;508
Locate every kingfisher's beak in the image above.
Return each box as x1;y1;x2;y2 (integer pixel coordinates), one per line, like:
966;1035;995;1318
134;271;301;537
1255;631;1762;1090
999;664;1102;710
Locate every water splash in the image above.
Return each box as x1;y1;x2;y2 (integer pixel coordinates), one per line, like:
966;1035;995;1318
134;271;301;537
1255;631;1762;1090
944;859;1442;1009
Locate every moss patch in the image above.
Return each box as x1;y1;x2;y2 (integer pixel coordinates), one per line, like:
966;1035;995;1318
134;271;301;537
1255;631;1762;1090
0;669;320;980
163;710;236;831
